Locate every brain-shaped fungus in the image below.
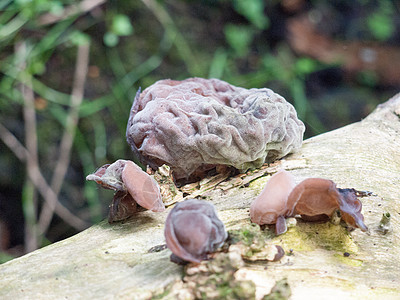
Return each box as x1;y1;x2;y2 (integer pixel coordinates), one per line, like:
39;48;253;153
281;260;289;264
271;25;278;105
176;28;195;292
126;78;305;181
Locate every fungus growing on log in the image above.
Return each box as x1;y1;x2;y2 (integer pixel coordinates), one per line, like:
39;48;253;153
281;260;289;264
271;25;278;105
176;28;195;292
86;160;165;223
126;78;305;182
250;170;368;235
164;199;227;263
250;170;296;235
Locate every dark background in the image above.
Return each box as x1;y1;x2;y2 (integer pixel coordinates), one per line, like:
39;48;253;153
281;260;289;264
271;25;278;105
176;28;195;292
0;0;399;262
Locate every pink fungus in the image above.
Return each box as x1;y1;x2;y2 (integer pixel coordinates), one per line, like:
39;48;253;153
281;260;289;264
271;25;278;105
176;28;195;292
164;199;227;263
250;170;296;235
126;78;305;182
122;160;165;212
86;159;165;223
250;171;368;235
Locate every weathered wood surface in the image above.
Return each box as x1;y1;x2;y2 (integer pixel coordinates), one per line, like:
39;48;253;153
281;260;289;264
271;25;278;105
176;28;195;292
1;93;400;299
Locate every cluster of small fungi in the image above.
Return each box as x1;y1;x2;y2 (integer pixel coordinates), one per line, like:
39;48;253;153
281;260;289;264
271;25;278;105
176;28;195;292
250;170;368;235
86;78;368;265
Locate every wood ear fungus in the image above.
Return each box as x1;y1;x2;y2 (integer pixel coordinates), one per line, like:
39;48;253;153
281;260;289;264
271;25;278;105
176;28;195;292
250;170;368;235
164;199;227;263
86;159;165;223
108;191;137;223
250;170;296;235
121;160;165;212
335;188;368;232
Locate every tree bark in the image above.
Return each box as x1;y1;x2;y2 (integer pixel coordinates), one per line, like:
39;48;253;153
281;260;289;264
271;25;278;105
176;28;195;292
1;93;399;299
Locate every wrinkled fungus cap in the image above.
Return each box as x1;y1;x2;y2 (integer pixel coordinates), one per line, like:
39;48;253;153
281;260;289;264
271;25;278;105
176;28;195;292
164;199;227;263
126;78;305;182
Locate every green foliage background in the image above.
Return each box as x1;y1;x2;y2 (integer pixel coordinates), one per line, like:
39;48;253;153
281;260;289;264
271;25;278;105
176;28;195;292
0;0;398;261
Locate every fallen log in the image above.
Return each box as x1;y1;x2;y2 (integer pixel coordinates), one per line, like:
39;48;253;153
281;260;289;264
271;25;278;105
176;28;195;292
1;93;399;299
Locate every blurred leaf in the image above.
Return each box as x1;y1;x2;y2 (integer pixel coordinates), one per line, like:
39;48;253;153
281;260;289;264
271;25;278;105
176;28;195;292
367;12;394;41
0;15;28;41
31;78;72;105
107;47;127;78
49;1;64;16
28;60;46;75
289;78;307;119
208;48;228;78
357;70;378;87
262;54;287;81
0;9;17;28
49;107;67;128
224;24;254;57
0;0;13;10
111;14;134;36
103;32;119;47
30;17;76;61
15;0;33;5
79;97;113;117
69;30;90;46
295;58;318;76
0;75;21;105
93;118;107;161
233;0;269;30
16;0;52;19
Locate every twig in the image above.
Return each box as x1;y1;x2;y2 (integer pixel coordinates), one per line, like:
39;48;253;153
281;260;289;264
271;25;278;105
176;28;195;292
16;42;39;253
38;43;90;234
38;0;106;26
21;73;40;252
0;123;26;161
0;122;89;231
